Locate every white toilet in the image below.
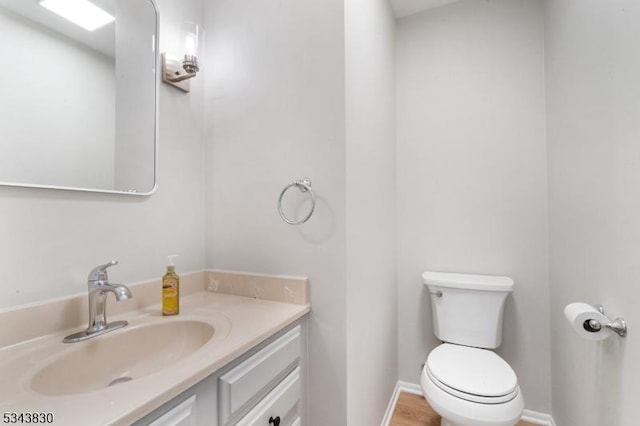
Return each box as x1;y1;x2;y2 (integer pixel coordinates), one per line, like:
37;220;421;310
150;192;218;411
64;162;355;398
420;271;524;426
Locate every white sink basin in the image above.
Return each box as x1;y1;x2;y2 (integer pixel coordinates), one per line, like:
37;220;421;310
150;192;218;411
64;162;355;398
31;320;215;396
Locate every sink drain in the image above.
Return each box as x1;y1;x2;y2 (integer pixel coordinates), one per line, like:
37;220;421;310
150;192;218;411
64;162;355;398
107;376;133;387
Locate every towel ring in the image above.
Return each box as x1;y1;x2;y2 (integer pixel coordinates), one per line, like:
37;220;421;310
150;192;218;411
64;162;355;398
278;177;316;225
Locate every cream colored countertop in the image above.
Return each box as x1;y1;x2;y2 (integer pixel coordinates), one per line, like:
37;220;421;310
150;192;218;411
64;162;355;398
0;273;310;426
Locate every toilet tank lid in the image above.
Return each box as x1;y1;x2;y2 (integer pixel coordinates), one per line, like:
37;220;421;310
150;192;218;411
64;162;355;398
422;271;514;292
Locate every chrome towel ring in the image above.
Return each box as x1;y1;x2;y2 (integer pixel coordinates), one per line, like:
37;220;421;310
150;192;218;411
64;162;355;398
278;177;316;225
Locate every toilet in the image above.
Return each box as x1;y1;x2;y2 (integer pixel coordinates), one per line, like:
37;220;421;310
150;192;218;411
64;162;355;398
420;271;524;426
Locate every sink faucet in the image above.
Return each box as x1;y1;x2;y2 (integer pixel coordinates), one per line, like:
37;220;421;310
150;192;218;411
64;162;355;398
63;261;132;343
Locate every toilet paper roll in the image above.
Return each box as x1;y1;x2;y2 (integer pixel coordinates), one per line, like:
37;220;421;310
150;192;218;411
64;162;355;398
564;302;611;341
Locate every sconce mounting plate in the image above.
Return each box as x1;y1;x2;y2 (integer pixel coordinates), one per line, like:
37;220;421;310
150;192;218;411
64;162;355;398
161;53;191;93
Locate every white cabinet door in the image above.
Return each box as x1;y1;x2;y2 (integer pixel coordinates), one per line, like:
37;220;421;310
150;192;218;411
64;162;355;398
236;367;301;426
148;395;197;426
219;326;301;424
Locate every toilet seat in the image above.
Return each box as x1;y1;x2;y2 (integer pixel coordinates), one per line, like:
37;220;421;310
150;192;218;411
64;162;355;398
426;344;518;404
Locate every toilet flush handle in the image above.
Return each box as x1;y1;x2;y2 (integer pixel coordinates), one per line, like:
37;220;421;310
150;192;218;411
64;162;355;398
429;290;443;298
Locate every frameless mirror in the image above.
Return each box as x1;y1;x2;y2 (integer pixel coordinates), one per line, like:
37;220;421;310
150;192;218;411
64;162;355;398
0;0;158;195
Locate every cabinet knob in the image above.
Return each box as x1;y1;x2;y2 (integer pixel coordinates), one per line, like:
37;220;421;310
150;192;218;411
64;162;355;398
269;416;281;426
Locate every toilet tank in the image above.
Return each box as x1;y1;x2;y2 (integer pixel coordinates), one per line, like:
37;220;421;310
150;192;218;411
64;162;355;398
422;271;514;349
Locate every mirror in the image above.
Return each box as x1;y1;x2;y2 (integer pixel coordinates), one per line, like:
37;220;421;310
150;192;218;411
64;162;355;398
0;0;158;195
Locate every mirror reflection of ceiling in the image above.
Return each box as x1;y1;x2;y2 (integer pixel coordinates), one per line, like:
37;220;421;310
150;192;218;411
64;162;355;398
390;0;460;18
0;0;114;58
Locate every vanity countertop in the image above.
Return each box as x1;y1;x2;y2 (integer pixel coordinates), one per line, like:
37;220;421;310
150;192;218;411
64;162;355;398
0;272;310;425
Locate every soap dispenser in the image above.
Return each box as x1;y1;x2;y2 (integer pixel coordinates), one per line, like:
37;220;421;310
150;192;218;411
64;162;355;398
162;255;180;316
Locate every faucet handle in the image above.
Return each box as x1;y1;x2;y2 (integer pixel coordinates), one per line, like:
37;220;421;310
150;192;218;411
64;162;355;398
88;260;118;282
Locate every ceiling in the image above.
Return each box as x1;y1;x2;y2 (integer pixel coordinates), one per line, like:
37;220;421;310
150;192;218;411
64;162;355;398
0;0;115;58
390;0;460;18
0;0;456;55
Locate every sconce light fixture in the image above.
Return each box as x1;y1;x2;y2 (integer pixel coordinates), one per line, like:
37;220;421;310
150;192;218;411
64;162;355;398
162;22;201;93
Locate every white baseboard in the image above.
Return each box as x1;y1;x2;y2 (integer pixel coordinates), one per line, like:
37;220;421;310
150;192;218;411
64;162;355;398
381;381;555;426
381;381;422;426
521;409;556;426
380;382;400;426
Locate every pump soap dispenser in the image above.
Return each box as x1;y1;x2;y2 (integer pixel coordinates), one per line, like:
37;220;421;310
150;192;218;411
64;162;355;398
162;255;180;316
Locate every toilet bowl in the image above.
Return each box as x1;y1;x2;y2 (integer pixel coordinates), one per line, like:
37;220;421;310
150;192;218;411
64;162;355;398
420;343;524;426
420;271;524;426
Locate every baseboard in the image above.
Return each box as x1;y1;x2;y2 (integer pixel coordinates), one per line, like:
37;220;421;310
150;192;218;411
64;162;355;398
380;382;400;426
380;381;422;426
396;380;423;395
521;409;556;426
381;381;556;426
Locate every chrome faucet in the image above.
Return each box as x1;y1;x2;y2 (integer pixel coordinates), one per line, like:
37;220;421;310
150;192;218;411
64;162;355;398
63;261;132;343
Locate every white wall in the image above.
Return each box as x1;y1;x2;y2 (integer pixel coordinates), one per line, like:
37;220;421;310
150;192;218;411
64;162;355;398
0;7;115;189
0;0;206;309
345;0;397;424
204;0;347;424
396;0;551;413
545;0;640;424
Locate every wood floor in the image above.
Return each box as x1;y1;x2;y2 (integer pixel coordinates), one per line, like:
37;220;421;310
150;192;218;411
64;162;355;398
389;392;536;426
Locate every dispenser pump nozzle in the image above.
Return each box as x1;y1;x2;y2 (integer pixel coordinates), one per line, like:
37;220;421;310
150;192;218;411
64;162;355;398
167;254;179;272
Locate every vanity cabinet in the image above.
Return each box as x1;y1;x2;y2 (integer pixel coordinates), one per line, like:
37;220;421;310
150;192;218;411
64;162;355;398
134;320;307;426
235;367;301;426
147;396;197;426
219;325;302;424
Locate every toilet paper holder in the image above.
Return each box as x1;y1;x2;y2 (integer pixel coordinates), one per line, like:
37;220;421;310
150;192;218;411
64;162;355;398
584;304;627;337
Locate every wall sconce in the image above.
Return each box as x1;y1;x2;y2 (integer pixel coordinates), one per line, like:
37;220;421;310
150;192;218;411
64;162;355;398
162;22;201;93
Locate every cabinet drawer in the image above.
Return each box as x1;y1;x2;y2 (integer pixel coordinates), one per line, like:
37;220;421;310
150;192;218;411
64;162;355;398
218;326;301;424
237;367;301;426
148;395;196;426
